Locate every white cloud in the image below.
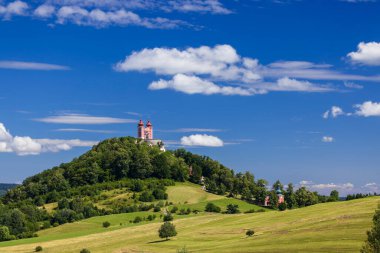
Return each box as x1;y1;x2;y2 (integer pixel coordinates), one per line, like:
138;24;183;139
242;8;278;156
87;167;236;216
273;77;333;92
344;81;363;89
115;45;260;83
0;122;97;155
116;45;342;96
181;134;224;147
323;106;345;119
322;136;334;143
43;0;231;14
261;60;380;82
348;42;380;66
311;182;354;190
299;180;313;186
354;101;380;117
158;128;223;133
149;74;260;96
362;182;379;192
1;0;231;29
168;0;231;14
55;128;115;133
0;0;28;19
35;113;137;124
34;4;55;17
0;61;69;70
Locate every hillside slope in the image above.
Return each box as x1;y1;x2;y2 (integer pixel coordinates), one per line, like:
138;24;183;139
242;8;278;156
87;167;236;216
0;193;378;252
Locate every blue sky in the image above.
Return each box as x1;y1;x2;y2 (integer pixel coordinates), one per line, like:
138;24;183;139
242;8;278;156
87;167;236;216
1;0;380;195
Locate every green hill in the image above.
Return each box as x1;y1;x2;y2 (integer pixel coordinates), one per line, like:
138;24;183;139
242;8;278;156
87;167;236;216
0;184;378;253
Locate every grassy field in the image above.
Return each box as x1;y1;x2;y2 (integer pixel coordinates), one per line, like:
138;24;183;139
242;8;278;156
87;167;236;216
0;183;378;253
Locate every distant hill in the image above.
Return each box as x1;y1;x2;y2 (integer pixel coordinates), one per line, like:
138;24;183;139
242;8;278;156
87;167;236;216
0;183;18;196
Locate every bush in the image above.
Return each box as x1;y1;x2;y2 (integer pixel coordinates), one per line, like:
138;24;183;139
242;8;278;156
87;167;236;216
226;204;240;214
154;206;161;212
102;221;111;228
0;226;11;242
158;222;177;240
163;213;173;221
205;202;221;213
177;246;189;253
80;249;91;253
246;229;255;237
133;216;142;223
171;206;178;214
35;246;43;252
278;202;287;211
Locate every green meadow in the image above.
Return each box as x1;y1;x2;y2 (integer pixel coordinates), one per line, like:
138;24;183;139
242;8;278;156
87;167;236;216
0;183;378;253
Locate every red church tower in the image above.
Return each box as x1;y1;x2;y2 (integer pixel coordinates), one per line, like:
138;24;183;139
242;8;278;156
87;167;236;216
137;120;153;140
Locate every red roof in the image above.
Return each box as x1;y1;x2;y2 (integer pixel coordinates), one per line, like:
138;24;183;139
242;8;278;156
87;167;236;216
146;121;152;126
138;120;144;126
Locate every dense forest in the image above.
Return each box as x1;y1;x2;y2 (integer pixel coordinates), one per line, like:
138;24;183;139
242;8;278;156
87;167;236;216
0;137;334;242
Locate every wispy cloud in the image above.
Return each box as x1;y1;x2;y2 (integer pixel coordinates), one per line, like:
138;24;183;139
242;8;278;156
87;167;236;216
35;113;137;124
55;128;116;134
0;60;69;70
158;128;223;133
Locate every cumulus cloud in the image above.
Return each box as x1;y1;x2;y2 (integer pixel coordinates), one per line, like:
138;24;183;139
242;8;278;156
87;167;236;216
311;182;354;190
34;4;55;17
181;134;224;147
362;182;379;193
0;122;97;155
354;101;380;117
0;0;28;19
322;136;334;143
0;61;69;70
323;106;345;119
35;114;137;124
116;45;343;96
115;45;260;83
348;42;380;66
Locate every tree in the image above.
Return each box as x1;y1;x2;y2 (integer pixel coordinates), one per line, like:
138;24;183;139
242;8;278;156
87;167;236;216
0;226;11;241
226;204;240;214
278;202;287;211
35;246;43;252
285;183;297;209
158;222;177;240
205;203;221;213
361;204;380;253
246;229;255;237
328;190;339;202
102;221;110;228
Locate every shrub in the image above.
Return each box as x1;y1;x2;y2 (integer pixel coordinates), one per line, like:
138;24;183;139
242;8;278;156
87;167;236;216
278;202;287;211
246;229;255;237
226;204;240;214
80;249;91;253
35;246;43;252
42;221;51;229
133;216;142;223
102;221;111;228
154;206;161;212
158;222;177;240
205;202;221;213
177;246;189;253
171;206;178;214
163;213;173;221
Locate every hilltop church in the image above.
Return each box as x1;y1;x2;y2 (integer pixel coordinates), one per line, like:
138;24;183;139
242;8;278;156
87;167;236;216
137;120;165;151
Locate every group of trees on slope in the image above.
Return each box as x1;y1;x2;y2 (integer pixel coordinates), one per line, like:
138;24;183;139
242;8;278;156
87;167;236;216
0;137;340;242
